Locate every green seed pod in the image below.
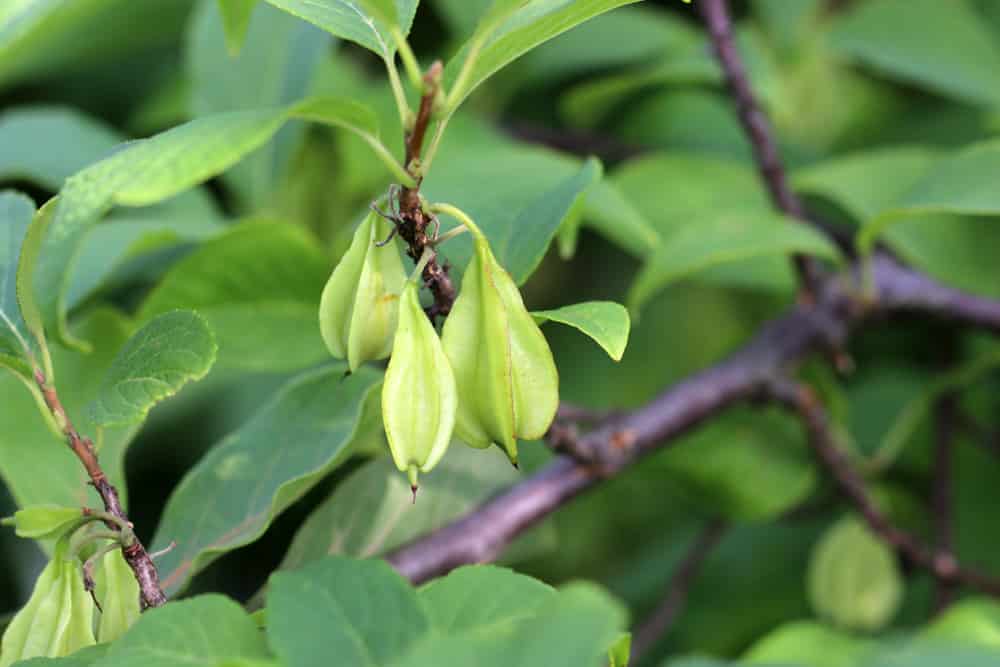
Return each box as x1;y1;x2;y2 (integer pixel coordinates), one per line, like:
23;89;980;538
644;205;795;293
382;279;457;490
319;211;407;373
441;234;559;465
96;549;140;643
2;505;83;540
0;545;96;666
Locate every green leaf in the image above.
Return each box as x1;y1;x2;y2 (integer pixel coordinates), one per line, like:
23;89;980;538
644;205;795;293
580;180;661;259
290;96;413;185
138;222;329;371
189;1;332;209
280;446;521;570
742;621;877;667
830;0;1000;107
611;154;771;242
88;311;217;427
95;595;269;667
867;646;1000;667
0;191;36;367
150;366;383;596
423;144;589;284
262;0;418;60
866;348;1000;471
2;505;83;540
628;210;842;314
923;598;1000;648
858;139;1000;254
444;0;642;110
0;0;195;91
36;97;402;348
807;516;903;632
533;301;630;362
793;146;939;223
0;107;122;192
654;407;817;521
268;556;430;667
418;565;555;636
503;156;602;280
216;0;259;54
0;307;137;511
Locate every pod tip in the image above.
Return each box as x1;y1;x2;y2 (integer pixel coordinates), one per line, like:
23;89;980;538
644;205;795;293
407;465;420;503
511;460;519;470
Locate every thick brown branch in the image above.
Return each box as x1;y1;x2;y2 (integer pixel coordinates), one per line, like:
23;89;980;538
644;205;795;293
387;256;1000;584
34;369;166;609
769;379;1000;596
698;0;823;297
630;520;727;662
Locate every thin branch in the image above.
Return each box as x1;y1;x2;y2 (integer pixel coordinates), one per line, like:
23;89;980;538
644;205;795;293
396;61;456;322
932;394;958;612
768;379;1000;596
33;369;166;609
387;256;1000;584
698;0;823;298
630;520;727;663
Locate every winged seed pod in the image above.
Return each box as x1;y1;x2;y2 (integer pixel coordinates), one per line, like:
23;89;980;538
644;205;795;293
0;545;96;666
382;279;457;492
319;210;407;373
96;549;141;642
441;232;558;466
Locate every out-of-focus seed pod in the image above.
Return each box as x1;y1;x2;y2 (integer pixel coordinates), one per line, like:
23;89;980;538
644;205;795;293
2;505;83;540
441;233;559;466
319;211;407;373
0;545;96;666
96;549;140;643
381;279;457;491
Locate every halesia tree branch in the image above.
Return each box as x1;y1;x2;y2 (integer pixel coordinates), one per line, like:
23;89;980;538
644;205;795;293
33;369;167;608
387;255;1000;584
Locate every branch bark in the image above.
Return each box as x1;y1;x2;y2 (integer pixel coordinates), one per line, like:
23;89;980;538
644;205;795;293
34;369;166;609
388;0;1000;596
769;379;1000;595
698;0;823;298
387;256;1000;583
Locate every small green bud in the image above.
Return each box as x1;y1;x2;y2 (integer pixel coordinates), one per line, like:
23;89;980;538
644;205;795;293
382;279;457;490
0;545;96;666
96;549;141;643
319;211;407;373
442;234;559;465
2;505;83;540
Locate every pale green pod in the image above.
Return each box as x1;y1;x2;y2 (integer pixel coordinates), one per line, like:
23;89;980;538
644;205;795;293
0;548;96;666
96;549;141;643
319;211;407;372
382;280;457;489
442;235;559;465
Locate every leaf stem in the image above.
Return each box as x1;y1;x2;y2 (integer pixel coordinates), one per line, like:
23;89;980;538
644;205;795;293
428;202;483;239
392;28;423;90
432;224;468;246
384;56;412;130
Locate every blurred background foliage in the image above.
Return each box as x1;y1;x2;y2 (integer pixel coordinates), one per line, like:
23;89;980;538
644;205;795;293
2;0;1000;665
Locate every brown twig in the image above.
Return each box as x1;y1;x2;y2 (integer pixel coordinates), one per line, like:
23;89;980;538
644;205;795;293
395;61;456;322
630;520;727;663
698;0;823;299
932;394;959;611
769;379;1000;596
33;369;166;609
